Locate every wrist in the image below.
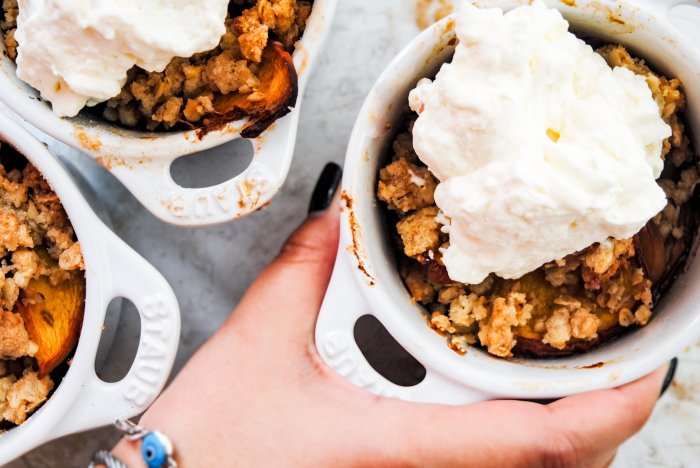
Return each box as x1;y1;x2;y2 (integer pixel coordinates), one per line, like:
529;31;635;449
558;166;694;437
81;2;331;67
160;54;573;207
111;438;148;468
102;419;177;468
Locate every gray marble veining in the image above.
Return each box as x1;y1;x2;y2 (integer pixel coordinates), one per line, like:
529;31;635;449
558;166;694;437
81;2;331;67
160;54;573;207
6;1;699;466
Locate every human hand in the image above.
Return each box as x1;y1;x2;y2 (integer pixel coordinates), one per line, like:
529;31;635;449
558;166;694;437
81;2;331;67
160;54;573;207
113;163;668;468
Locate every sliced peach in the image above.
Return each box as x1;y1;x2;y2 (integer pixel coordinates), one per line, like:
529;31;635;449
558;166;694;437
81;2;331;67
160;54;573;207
208;41;298;138
16;273;85;377
634;221;666;283
513;325;624;357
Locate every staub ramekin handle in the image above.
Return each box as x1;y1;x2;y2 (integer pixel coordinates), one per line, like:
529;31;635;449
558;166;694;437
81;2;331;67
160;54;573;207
315;250;490;405
105;112;300;227
52;226;180;438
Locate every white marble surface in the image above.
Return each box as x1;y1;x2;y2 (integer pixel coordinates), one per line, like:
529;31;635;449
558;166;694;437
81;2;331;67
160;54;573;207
6;1;700;466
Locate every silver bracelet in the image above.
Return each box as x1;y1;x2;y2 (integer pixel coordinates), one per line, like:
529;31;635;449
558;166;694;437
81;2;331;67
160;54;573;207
89;450;127;468
89;419;177;468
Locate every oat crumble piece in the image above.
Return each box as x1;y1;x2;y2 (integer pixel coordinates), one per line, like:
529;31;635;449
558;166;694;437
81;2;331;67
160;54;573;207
396;206;441;258
234;5;271;62
1;0;17;59
206;51;261;95
449;293;488;332
0;310;37;359
541;297;601;346
437;285;464;305
542;307;572;350
402;264;435;304
0;369;52;425
544;255;581;287
582;238;635;289
660;167;700;205
450;334;477;354
634;304;652;326
378;159;437;213
58;242;84;271
570;308;600;340
430;312;455;334
478;293;533;358
619;307;635;327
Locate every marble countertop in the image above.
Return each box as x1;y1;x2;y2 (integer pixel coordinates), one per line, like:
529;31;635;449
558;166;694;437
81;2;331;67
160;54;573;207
7;1;699;466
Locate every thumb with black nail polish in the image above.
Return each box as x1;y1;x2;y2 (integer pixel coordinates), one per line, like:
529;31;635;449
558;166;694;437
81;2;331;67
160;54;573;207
309;162;343;214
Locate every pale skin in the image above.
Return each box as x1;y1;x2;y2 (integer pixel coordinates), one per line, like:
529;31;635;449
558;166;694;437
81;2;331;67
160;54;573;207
113;193;667;467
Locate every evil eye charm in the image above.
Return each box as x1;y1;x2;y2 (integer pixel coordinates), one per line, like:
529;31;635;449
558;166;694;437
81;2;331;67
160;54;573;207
141;431;174;468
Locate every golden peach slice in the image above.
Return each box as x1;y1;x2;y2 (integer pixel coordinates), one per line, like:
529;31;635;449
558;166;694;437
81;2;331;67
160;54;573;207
208;41;298;138
634;221;666;284
17;273;85;377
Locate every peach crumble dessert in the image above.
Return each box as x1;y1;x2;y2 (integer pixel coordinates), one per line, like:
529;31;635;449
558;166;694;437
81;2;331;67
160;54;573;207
1;0;311;136
0;142;85;428
377;3;699;358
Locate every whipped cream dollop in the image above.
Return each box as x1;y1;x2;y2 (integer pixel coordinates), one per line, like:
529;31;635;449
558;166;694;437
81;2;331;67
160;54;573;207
14;0;229;117
408;1;671;285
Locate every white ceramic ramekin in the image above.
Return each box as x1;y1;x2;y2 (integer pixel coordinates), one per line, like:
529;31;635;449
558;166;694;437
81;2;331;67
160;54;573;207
0;0;337;226
0;114;181;463
316;0;700;404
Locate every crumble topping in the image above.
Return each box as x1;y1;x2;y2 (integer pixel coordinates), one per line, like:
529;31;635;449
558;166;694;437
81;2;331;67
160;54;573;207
378;159;437;213
478;293;533;358
0;368;52;425
449;293;488;332
0;310;37;359
379;46;698;358
0;143;85;428
396;207;441;258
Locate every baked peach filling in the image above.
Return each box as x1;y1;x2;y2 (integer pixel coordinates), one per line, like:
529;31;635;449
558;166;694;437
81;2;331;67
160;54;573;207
0;143;85;428
378;46;699;358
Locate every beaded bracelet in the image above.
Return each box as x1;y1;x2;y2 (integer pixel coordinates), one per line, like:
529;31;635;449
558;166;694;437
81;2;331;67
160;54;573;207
89;419;177;468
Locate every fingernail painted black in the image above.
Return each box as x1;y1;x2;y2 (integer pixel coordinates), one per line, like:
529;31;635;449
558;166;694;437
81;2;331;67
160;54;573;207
309;162;342;213
660;357;678;398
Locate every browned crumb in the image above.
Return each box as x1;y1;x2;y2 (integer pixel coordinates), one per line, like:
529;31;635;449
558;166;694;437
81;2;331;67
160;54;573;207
478;293;533;358
396;206;441;258
0;310;37;359
1;0;17;59
58;242;84;271
0;369;52;425
378;158;437;212
234;7;270;63
430;311;455;334
581;238;635;290
449;293;488;332
402;263;436;304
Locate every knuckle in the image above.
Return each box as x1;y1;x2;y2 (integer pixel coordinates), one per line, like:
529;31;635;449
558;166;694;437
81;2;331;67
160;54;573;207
588;386;652;438
538;429;582;468
303;340;337;381
614;389;651;432
279;236;323;265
